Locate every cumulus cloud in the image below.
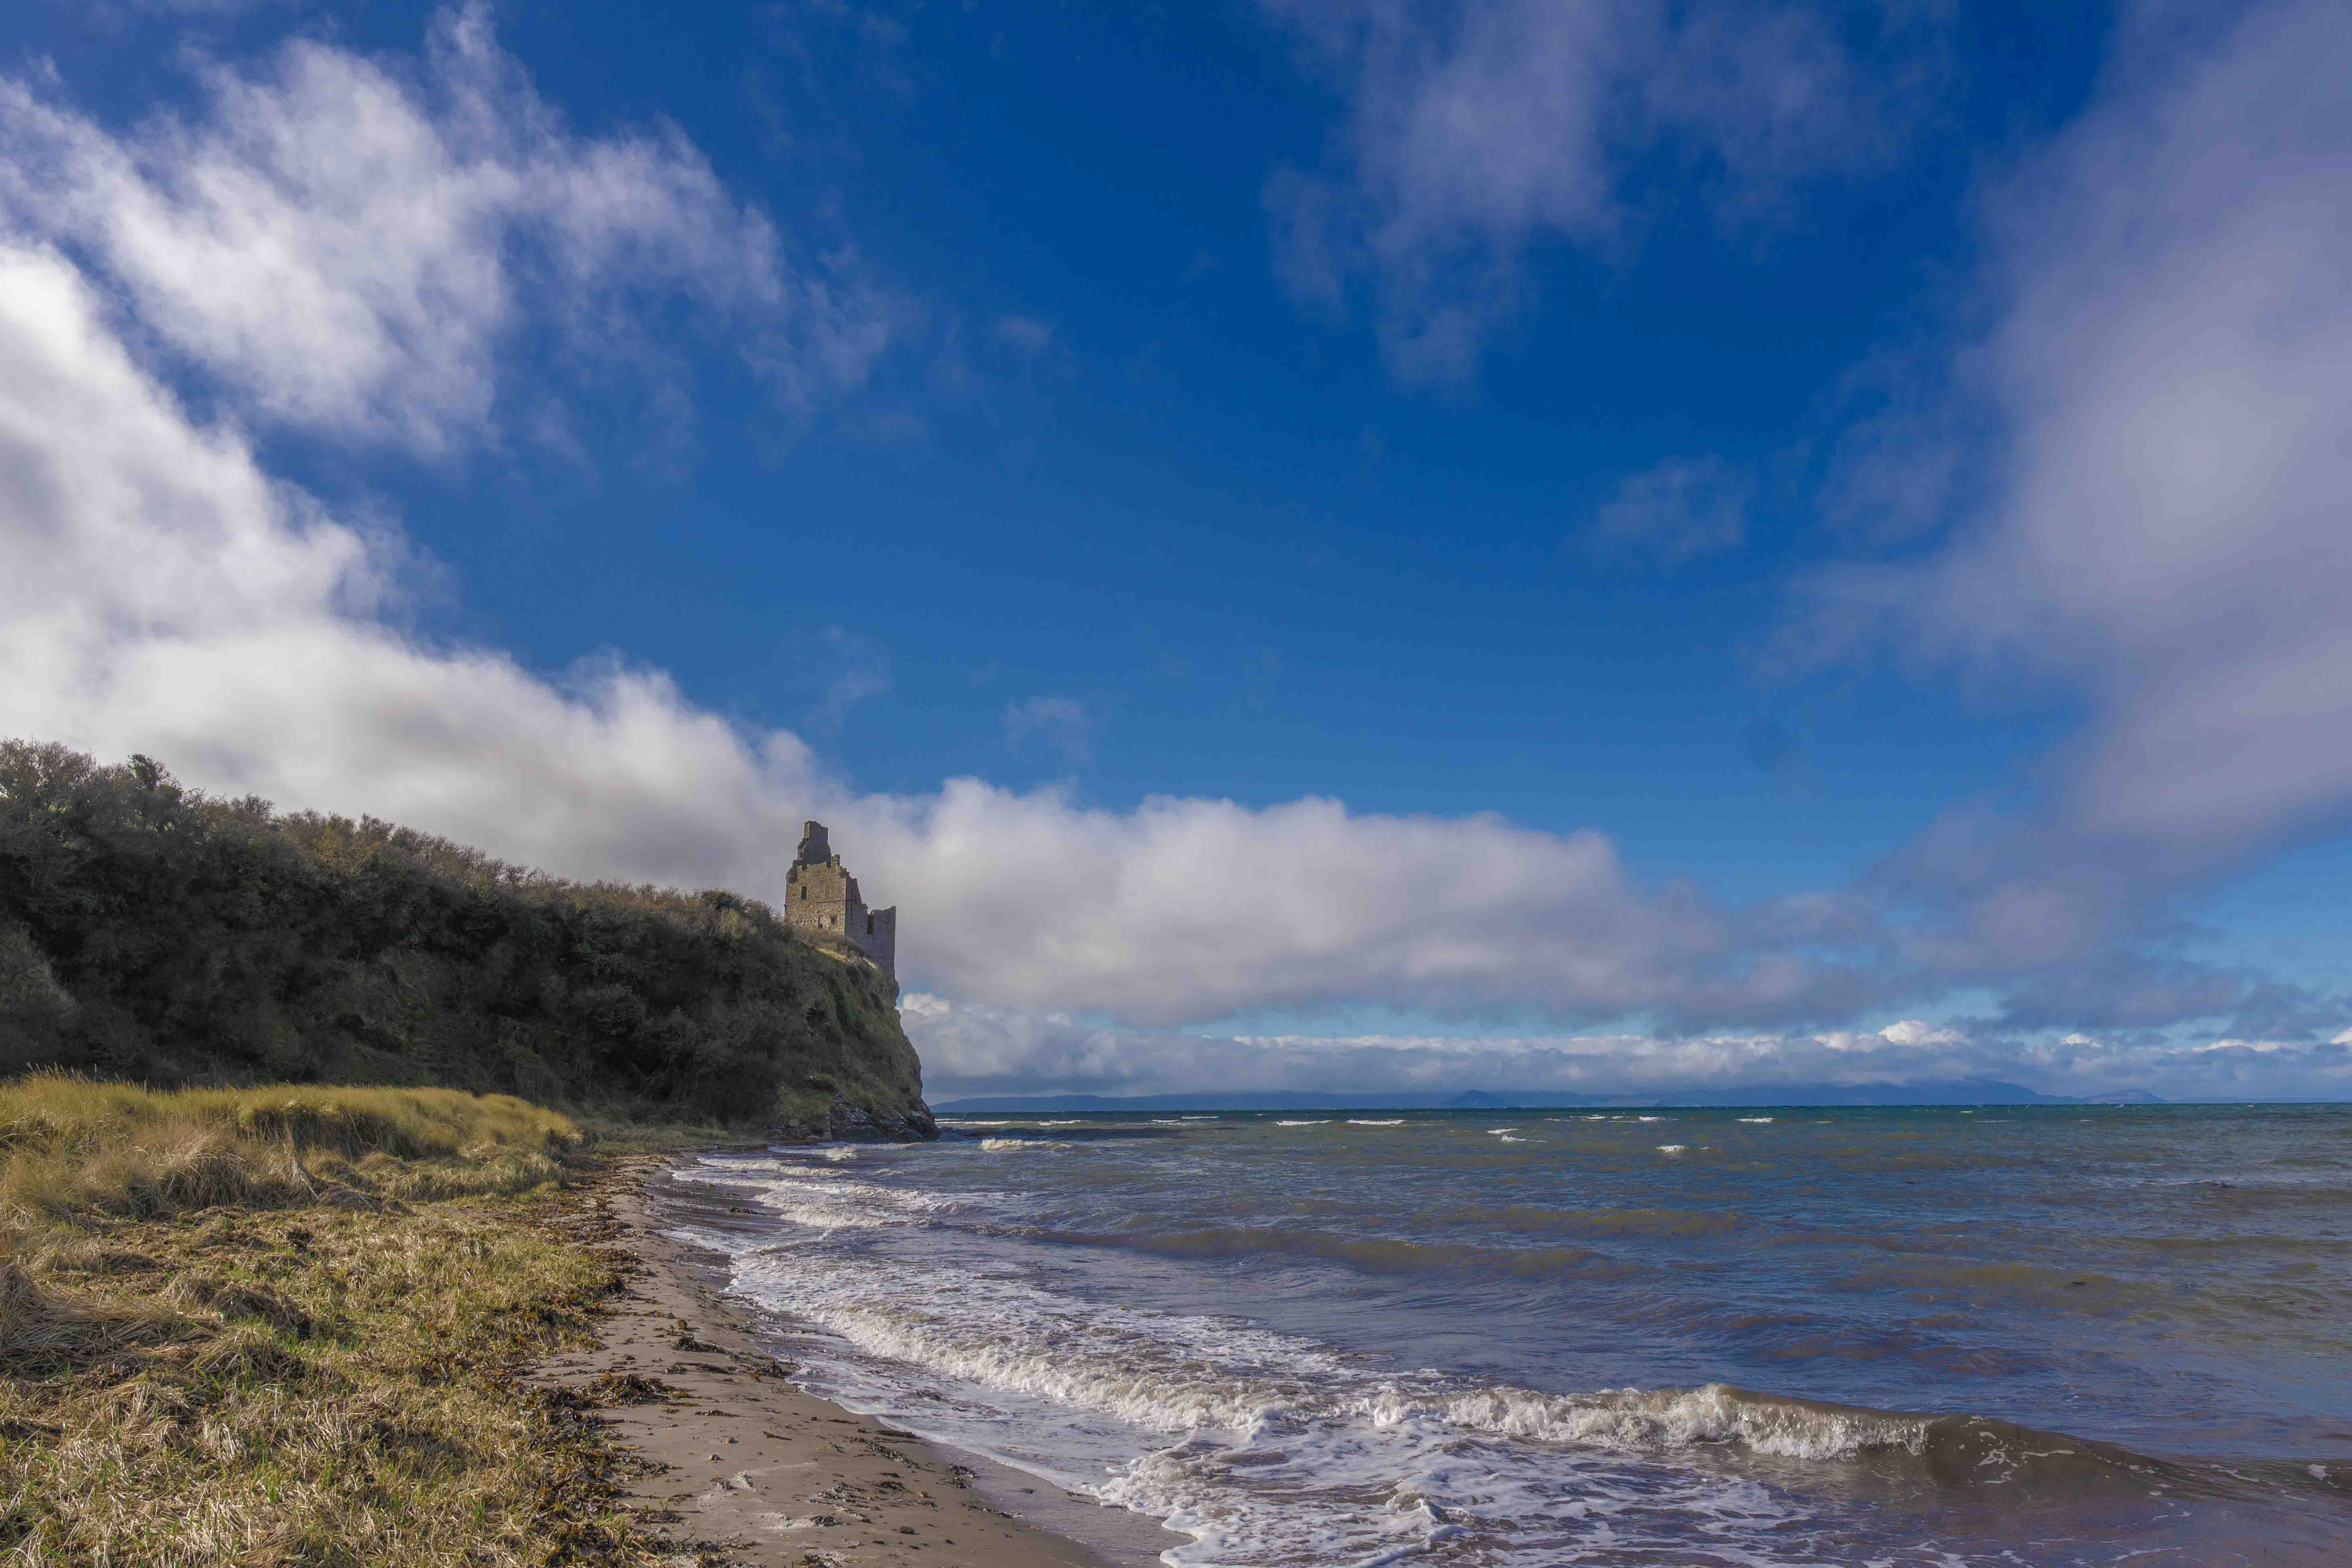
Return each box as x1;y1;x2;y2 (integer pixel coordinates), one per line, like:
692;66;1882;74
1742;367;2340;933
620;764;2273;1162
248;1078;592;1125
1788;0;2352;1002
0;239;825;887
1261;0;1946;381
0;4;899;453
0;214;1861;1034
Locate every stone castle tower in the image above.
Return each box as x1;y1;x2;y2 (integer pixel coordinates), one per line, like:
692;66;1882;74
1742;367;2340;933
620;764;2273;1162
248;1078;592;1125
783;821;896;977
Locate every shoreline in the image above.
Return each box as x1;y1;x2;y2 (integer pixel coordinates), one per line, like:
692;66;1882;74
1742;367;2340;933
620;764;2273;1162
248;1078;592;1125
535;1154;1181;1568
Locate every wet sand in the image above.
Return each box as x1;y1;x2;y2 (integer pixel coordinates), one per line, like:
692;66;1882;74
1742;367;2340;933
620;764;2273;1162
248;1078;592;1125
533;1160;1181;1568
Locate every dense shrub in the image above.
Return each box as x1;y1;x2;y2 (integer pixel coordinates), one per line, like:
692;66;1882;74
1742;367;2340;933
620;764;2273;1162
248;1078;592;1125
0;741;929;1132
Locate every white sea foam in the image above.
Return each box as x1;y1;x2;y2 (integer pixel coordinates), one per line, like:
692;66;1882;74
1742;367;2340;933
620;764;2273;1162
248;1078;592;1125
1497;1136;1528;1143
1348;1119;1405;1126
692;1202;1927;1566
1273;1119;1329;1126
1486;1128;1518;1134
1738;1117;1775;1124
665;1140;2123;1566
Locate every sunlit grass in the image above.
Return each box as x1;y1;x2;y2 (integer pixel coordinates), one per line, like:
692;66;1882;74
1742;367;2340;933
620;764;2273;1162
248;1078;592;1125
0;1075;683;1566
0;1073;582;1226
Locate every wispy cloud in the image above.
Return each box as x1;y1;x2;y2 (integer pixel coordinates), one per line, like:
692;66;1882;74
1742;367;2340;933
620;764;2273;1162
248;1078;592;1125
992;314;1055;355
1260;0;1948;382
1586;455;1751;563
1002;695;1090;764
807;626;893;734
1782;0;2352;1000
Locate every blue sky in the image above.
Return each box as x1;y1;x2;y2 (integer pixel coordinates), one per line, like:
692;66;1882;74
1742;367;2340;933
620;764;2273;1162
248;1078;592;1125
4;1;2350;1100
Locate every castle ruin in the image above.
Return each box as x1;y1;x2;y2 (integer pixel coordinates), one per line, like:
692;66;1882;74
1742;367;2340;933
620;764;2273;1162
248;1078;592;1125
783;821;896;977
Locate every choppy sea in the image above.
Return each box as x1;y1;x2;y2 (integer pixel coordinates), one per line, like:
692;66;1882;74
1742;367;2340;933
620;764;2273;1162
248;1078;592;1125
653;1105;2352;1564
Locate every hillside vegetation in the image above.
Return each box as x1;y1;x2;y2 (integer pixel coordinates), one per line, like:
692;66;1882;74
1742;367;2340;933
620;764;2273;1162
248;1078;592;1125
0;740;931;1137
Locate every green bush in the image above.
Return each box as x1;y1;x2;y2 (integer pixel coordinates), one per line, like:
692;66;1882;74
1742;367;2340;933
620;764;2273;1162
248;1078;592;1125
0;741;929;1133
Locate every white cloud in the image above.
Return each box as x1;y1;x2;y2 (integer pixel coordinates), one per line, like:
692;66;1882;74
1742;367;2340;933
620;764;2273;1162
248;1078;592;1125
1261;0;1945;381
1874;1020;1965;1048
0;237;826;889
0;222;1850;1033
1789;0;2352;991
1587;454;1751;563
0;5;898;453
0;1;2340;1101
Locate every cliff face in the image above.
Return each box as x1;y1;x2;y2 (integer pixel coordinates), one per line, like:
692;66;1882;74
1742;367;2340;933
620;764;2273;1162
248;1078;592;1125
0;742;935;1140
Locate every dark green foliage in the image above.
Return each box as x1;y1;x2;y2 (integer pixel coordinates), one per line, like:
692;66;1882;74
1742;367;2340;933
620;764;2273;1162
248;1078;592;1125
0;741;930;1131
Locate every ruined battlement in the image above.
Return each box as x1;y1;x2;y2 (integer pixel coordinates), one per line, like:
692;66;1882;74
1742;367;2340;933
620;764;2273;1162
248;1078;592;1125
783;820;896;977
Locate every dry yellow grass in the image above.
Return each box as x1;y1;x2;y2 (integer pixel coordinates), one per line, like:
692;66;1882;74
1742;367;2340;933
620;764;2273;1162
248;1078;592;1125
0;1073;581;1224
0;1076;691;1567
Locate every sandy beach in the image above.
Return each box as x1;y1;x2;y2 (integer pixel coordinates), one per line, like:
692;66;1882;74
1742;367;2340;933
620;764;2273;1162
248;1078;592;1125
532;1158;1180;1568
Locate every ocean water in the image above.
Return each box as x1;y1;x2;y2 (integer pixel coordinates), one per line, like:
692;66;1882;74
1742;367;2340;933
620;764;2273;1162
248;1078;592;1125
655;1106;2352;1564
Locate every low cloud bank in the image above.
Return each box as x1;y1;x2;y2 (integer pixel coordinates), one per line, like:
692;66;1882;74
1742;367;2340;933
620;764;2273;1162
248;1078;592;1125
904;995;2352;1104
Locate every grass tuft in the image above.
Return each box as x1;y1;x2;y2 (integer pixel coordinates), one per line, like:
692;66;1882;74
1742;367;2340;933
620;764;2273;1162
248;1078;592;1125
0;1251;192;1377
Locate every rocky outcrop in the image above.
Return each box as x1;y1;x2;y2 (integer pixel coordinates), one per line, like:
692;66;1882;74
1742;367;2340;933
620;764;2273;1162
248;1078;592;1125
770;1092;940;1144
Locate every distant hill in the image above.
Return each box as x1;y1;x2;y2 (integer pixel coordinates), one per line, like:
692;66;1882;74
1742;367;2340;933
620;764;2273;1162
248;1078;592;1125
0;741;932;1137
935;1078;2162;1113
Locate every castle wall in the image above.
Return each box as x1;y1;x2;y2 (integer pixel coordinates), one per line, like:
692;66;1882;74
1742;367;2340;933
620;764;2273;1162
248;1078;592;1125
784;820;894;977
865;906;897;973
